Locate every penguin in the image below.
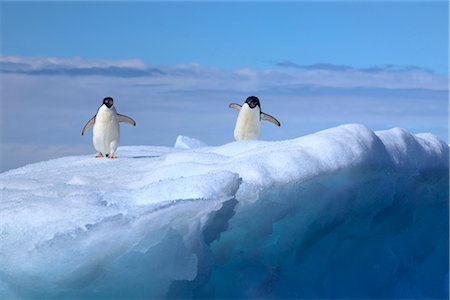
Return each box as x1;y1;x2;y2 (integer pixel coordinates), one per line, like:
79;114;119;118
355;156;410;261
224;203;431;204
82;97;136;158
229;96;280;141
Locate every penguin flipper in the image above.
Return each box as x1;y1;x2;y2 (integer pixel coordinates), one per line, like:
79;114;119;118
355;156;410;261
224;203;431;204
118;114;136;126
82;116;96;135
261;112;281;127
229;103;242;111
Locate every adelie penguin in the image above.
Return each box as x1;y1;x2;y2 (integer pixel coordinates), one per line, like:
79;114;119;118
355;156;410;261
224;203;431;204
229;96;280;140
82;97;136;158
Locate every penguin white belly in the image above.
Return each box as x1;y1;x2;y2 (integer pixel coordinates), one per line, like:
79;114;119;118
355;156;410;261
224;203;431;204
93;108;120;155
234;104;261;140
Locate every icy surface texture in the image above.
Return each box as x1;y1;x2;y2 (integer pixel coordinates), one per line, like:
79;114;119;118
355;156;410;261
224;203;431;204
0;124;448;299
174;135;208;149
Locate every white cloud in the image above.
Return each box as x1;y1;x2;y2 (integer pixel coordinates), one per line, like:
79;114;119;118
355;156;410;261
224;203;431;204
0;55;448;172
1;55;447;90
1;55;148;70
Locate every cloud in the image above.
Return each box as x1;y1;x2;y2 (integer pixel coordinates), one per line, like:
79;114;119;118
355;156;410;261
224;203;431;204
276;61;353;72
276;60;437;74
0;56;164;78
1;55;448;172
273;60;447;90
2;66;164;78
1;55;448;90
1;55;147;69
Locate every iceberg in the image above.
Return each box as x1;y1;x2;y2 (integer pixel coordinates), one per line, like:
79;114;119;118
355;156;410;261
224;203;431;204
0;124;448;299
174;135;208;150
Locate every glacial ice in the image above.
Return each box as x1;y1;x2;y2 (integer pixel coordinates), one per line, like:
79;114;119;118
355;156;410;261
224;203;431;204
0;124;448;299
174;135;208;150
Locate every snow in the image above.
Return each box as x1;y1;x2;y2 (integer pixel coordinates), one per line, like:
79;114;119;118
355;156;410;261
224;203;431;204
174;135;208;149
0;124;448;299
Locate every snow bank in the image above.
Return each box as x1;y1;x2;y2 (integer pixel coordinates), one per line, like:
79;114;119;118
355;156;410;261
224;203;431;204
0;124;448;298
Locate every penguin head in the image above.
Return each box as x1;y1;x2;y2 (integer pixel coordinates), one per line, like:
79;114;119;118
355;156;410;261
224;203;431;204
245;96;260;109
103;97;114;108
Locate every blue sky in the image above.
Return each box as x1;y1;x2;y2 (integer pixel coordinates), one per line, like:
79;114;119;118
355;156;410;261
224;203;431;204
1;1;448;72
0;1;448;172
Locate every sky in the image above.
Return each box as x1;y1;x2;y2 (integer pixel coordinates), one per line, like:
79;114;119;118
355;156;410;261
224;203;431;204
0;1;449;172
2;1;448;72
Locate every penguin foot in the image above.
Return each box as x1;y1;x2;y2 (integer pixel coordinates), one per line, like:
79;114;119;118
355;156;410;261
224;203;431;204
96;153;104;158
109;153;116;159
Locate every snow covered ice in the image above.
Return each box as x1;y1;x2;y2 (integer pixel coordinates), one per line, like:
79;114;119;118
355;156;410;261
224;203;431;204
0;124;448;299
